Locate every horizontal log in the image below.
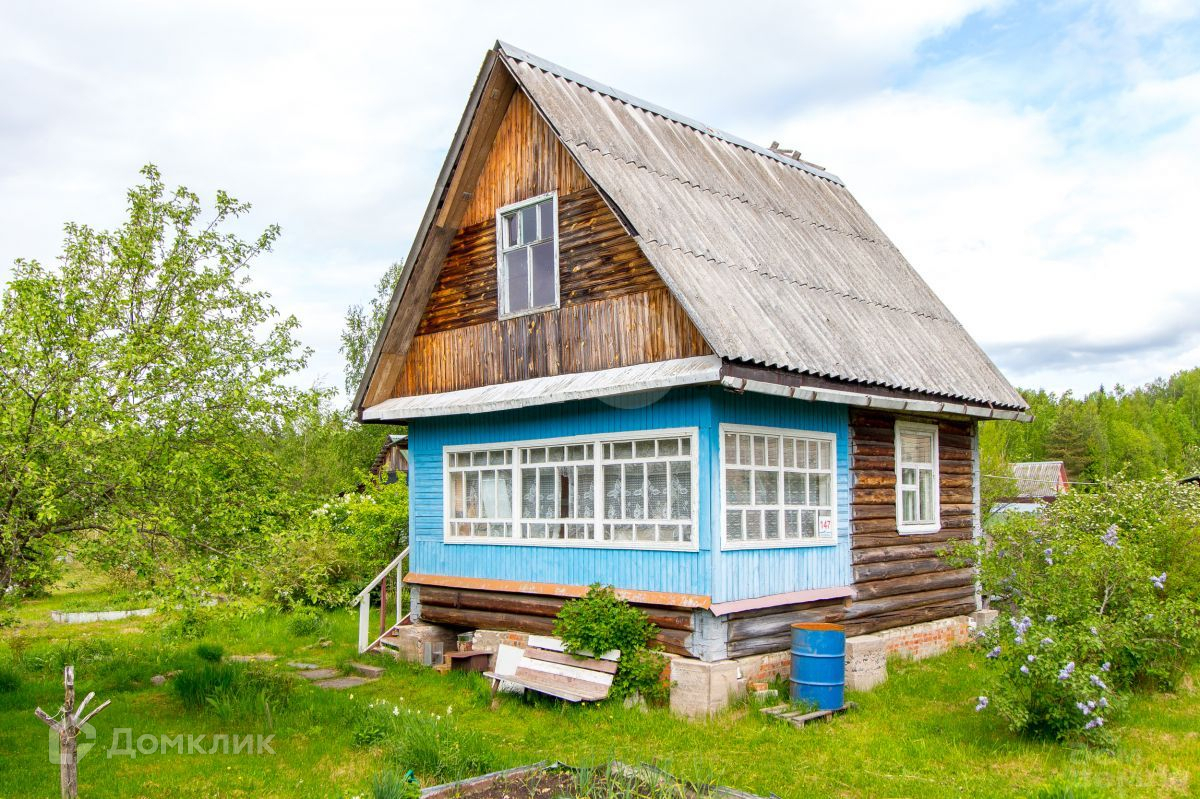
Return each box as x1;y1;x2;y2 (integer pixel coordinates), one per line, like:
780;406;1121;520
853;471;899;489
939;432;974;450
726;604;849;643
844;600;978;637
939;461;973;476
849;455;895;472
852;503;898;520
418;586;694;631
940;448;973;463
852;529;973;550
853;557;961;584
852;540;961;565
852;425;896;444
851;444;895;459
853;567;975;600
850;413;896;430
852;488;897;504
844;585;977;620
722;597;847;622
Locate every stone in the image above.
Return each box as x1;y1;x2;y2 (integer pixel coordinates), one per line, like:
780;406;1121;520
287;661;320;670
349;662;385;678
970;608;999;632
229;653;277;663
669;657;741;718
151;674;167;686
314;676;371;690
844;634;887;692
296;668;341;680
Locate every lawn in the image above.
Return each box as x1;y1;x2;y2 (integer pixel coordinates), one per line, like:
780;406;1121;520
1;570;1197;798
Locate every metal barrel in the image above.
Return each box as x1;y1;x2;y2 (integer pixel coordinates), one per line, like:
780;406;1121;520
789;622;846;711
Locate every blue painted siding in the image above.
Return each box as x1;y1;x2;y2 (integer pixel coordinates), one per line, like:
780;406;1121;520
408;386;852;602
707;391;852;603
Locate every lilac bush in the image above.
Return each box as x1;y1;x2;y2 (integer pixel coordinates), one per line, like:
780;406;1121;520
967;479;1200;743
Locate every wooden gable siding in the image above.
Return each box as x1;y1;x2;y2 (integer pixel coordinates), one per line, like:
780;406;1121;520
847;410;977;635
390;90;711;399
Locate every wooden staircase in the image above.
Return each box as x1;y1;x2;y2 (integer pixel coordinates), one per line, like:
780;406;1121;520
352;547;411;654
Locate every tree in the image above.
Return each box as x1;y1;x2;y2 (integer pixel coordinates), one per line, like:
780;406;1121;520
0;165;310;599
340;260;404;398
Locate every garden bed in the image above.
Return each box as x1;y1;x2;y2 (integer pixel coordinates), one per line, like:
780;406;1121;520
420;762;770;799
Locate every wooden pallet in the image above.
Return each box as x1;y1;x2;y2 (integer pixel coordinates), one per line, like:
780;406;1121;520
760;702;856;728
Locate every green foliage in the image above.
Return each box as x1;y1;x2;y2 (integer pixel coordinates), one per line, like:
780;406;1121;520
172;661;295;718
0;665;21;693
0;164;311;603
554;584;669;702
970;479;1200;742
353;700;496;783
286;607;328;637
370;770;420;799
263;476;409;610
341;260;404;398
194;642;224;663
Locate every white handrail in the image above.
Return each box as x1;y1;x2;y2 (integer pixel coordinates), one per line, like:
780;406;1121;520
351;547;409;605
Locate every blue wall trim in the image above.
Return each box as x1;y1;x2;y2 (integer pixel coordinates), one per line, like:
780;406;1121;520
408;386;851;602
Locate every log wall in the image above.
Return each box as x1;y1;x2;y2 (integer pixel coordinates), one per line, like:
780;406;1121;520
390;91;710;398
847;410;977;635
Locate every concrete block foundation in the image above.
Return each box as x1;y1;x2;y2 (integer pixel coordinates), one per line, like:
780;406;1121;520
382;622;460;664
668;657;741;718
844;634;886;691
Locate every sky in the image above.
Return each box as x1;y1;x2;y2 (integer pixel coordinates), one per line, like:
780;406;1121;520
2;0;1198;400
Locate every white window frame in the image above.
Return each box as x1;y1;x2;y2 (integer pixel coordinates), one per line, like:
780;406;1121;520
442;428;699;551
895;421;941;534
719;423;839;551
496;191;559;320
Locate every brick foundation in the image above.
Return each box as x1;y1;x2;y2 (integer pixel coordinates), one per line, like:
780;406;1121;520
872;616;970;661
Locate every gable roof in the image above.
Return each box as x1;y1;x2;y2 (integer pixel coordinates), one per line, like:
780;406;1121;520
354;42;1028;416
1010;461;1068;497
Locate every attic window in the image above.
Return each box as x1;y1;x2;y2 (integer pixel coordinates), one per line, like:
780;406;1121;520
497;192;558;317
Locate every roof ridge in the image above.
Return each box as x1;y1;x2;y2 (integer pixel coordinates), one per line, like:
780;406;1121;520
496;41;845;186
638;238;960;325
569;139;896;250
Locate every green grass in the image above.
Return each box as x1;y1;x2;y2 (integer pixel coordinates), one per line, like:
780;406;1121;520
1;571;1198;798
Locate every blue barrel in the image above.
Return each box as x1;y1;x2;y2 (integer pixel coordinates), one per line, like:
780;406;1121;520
790;622;845;711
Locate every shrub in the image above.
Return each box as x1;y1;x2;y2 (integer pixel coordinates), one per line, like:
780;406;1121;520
554;584;670;703
194;642;224;663
970;478;1200;742
287;607;327;638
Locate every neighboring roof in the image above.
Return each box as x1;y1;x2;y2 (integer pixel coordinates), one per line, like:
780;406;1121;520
1011;461;1068;498
362;356;723;421
354;43;1028;415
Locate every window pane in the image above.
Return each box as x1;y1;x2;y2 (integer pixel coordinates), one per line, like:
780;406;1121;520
726;510;743;540
624;463;645;518
900;432;932;464
497;470;512;517
814;473;831;506
819;441;832;469
530;240;556;308
538;467;557;518
659;438;678;457
521;205;538;244
919;469;935;522
801;509;816;539
784;509;799;538
726;469;751;505
738;435;752;465
784;472;806;505
613;441;633;460
577;467;595;518
670;462;691;519
604;465;622;518
452;472;464;518
782;439;794;468
680;437;690;455
505;248;528;312
754;470;778;505
504;213;519;248
745;510;762;540
902;489;917;523
480;470;496;517
538;200;553;241
647;462;669;519
901;467;917;487
464;472;479;517
764;509;780;539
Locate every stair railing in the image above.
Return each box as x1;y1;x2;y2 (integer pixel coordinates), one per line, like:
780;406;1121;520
352;547;409;653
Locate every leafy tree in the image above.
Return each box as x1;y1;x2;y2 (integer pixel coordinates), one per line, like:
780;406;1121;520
340;260;404;398
0;165;310;600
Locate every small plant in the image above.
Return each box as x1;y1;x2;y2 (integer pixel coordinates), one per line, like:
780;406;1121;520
172;661;295;719
287;606;327;638
194;642;224;663
352;700;496;783
554;584;671;703
370;769;420;799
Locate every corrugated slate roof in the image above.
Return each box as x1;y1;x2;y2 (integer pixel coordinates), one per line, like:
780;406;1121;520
1011;461;1068;498
499;44;1026;410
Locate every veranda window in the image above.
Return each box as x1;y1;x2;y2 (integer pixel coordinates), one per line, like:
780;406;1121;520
444;430;698;550
721;424;837;549
497;193;558;317
895;422;940;533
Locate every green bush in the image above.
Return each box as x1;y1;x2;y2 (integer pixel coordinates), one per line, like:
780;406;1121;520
371;770;420;799
286;607;327;638
194;642;224;663
970;478;1200;743
0;664;21;693
554;584;670;703
352;700;495;783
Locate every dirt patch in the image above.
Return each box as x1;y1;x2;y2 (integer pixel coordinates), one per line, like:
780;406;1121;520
423;764;732;799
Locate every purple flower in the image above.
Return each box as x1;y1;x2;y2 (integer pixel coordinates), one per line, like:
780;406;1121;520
1044;548;1054;565
975;696;989;712
1058;662;1076;681
1045;615;1058;623
986;646;1001;659
1010;615;1033;636
1076;701;1091;715
1027;654;1037;662
1040;637;1054;646
1090;674;1108;691
1098;697;1109;708
1084;717;1105;730
1101;662;1111;672
1102;524;1119;548
1020;664;1030;675
1151;572;1167;591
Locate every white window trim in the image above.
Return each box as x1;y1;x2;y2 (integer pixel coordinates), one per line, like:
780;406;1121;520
895;421;941;535
718;423;839;551
442;427;700;551
496;191;560;320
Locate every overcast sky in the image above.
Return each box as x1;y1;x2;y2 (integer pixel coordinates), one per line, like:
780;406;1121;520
3;0;1198;399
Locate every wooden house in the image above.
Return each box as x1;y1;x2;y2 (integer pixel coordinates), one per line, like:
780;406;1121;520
993;460;1068;514
353;43;1028;673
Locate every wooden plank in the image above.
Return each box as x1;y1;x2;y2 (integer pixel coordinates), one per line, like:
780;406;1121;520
851;540;959;565
407;573;710;610
526;635;620;662
513;667;609;700
518;656;614;686
522;647;618;674
853;557;961;583
417;585;694;631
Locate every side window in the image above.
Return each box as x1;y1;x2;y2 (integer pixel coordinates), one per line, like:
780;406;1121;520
895;422;940;533
497;193;558;317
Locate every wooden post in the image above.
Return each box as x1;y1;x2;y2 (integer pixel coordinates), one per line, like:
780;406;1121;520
379;579;388;638
36;666;110;799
